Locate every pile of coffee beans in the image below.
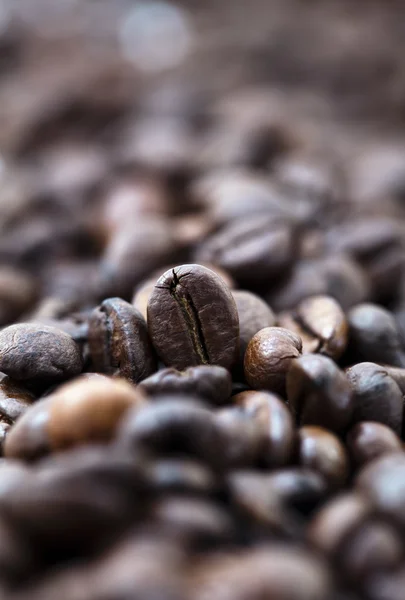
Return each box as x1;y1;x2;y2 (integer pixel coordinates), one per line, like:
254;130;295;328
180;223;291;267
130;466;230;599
3;11;405;599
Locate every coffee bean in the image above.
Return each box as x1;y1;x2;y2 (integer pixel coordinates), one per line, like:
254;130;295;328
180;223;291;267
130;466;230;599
346;362;403;435
0;324;83;382
356;452;405;528
4;398;52;461
364;568;405;600
265;467;328;513
118;397;227;471
308;492;371;555
47;377;147;451
215;407;263;467
346;422;402;468
232;290;276;372
147;459;218;497
139;365;232;405
88;297;156;383
190;546;332;600
195;215;297;286
287;354;353;432
0;267;37;326
234;390;295;467
147;264;239;370
289;295;348;359
297;426;349;489
244;327;302;395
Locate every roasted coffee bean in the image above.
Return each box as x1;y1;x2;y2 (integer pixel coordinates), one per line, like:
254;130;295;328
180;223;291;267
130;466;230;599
0;267;37;326
346;362;403;435
287;354;353;432
0;324;83;382
339;519;404;583
0;378;34;423
147;265;239;371
244;327;302;395
0;446;147;553
47;377;147;451
279;295;348;359
118;397;227;470
190;546;332;600
139;365;232;405
265;467;328;513
99;216;178;299
4;398;53;461
297;426;349;489
150;495;235;548
308;492;371;555
356;452;405;528
234;390;295;467
88;297;156;383
347;303;405;367
346;422;402;468
195;215;297;286
147;459;218;497
232;290;276;372
215;407;263;467
380;365;405;394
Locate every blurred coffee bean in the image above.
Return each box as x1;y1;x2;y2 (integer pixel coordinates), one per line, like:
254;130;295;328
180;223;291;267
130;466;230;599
234;390;295;467
283;295;348;359
88;297;156;383
339;519;404;584
147;264;239;371
191;170;295;226
347;303;405;367
346;362;403;435
4;398;52;461
0;516;38;584
118;398;226;471
189;546;332;600
347;422;402;468
264;468;328;514
150;495;235;548
0;446;147;554
140;365;232;405
244;327;302;395
297;426;349;489
268;254;371;313
0;377;34;453
47;377;146;451
365;568;405;600
0;324;83;383
308;492;371;555
99;216;178;299
215;407;263;467
287;354;353;432
195;215;297;287
147;459;218;497
0;268;37;326
232;290;276;373
356;452;405;528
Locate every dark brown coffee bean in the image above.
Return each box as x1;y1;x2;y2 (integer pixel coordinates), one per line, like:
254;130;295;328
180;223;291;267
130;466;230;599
0;324;83;382
150;495;235;548
339;519;404;583
265;467;328;512
118;397;227;471
147;459;218;497
140;365;232;405
0;447;147;553
244;327;302;395
234;390;295;467
356;452;405;528
0;516;38;584
0;377;34;424
47;377;147;451
215;407;263;467
290;295;348;359
3;398;53;461
232;290;276;372
190;546;332;600
308;492;371;555
346;362;403;435
88;297;156;383
380;365;405;394
0;267;37;326
147;265;239;371
347;303;405;367
287;355;353;433
195;215;297;286
297;426;349;489
99;216;178;299
347;422;402;468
